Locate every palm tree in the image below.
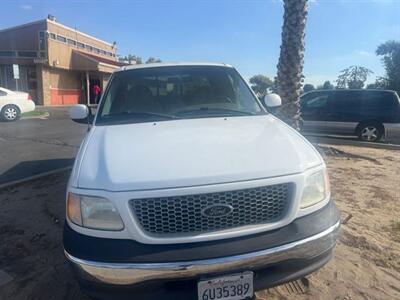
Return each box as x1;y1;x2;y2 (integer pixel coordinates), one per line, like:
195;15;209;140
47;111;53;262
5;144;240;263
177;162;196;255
275;0;309;130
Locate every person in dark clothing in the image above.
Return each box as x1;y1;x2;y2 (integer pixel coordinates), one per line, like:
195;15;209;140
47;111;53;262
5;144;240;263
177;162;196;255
92;84;101;104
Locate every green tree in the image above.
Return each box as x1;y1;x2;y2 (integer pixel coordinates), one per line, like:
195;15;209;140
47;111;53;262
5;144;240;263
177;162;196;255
376;40;400;93
249;75;273;98
275;0;309;130
303;84;315;93
322;80;334;89
146;57;162;64
336;66;374;89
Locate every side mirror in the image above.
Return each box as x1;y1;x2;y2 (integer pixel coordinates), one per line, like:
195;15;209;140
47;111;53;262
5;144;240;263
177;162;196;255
70;104;92;124
263;93;282;108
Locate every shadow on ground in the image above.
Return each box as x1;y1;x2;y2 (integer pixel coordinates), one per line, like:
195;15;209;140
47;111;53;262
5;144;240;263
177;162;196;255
0;158;74;185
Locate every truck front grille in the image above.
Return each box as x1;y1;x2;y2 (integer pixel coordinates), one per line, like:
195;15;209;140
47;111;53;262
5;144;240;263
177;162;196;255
130;183;292;235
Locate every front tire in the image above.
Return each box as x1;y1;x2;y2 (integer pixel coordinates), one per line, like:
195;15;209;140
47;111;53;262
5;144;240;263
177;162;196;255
357;122;383;142
1;105;20;122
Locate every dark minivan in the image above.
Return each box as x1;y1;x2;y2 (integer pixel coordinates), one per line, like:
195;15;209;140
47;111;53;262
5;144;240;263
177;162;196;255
300;89;400;142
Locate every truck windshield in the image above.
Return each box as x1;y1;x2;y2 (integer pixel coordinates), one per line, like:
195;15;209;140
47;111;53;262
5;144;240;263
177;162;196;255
96;65;264;125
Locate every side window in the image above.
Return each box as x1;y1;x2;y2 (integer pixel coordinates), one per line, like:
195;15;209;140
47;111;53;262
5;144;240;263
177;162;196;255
303;93;329;109
0;90;7;96
362;92;396;110
332;92;361;112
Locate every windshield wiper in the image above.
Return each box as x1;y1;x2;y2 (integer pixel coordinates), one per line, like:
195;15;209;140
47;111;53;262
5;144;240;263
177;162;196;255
175;107;256;116
109;111;179;120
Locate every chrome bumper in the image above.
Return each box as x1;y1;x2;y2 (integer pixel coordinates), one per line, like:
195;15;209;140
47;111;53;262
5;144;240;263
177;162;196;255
65;220;340;286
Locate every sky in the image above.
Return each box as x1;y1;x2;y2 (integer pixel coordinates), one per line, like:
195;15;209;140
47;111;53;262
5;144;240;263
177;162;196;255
1;0;399;86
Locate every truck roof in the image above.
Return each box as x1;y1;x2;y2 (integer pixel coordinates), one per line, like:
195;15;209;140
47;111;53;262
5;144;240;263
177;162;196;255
117;62;233;72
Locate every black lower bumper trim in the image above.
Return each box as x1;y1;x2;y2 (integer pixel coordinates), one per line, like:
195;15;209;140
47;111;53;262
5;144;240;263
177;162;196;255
63;200;340;263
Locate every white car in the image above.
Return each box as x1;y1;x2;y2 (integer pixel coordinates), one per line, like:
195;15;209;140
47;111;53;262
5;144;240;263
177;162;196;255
0;87;36;121
64;63;340;300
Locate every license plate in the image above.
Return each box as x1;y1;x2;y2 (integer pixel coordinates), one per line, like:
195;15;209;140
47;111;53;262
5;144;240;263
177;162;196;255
197;272;253;300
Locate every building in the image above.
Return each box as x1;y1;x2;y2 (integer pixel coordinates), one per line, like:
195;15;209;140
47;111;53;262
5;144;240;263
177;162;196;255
0;16;125;105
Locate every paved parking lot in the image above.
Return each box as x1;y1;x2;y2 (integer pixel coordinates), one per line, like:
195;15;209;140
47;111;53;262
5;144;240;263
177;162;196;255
0;107;86;185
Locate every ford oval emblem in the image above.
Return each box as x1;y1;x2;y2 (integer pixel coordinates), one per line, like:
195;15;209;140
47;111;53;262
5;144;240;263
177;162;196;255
201;204;234;218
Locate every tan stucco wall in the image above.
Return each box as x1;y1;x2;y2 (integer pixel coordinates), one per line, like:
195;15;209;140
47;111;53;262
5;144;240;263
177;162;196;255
40;67;51;106
49;67;81;90
47;21;115;52
39;67;82;105
47;20;117;71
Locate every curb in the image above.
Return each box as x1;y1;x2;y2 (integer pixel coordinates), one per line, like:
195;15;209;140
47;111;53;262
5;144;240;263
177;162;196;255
0;166;72;190
306;135;400;151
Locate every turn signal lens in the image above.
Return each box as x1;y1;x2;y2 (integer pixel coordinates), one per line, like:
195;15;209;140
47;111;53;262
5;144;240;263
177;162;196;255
67;192;82;226
66;193;124;231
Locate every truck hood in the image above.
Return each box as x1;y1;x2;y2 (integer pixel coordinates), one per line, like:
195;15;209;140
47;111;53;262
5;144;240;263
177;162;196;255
76;115;322;191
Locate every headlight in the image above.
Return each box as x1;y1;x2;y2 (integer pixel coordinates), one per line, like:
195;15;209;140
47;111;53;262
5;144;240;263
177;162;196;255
67;193;124;231
300;169;330;208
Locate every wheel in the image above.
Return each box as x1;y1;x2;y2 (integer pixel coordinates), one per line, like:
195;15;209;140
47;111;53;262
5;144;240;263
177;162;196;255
1;105;20;122
357;122;383;142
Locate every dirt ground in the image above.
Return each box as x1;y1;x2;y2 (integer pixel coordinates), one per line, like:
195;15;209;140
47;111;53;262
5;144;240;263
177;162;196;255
0;144;399;300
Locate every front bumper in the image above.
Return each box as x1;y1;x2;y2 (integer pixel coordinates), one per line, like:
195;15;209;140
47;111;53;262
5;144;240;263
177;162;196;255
65;201;340;297
66;220;339;285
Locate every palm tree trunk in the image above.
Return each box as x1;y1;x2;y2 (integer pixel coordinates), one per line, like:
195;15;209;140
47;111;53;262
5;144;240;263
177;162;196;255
275;0;308;130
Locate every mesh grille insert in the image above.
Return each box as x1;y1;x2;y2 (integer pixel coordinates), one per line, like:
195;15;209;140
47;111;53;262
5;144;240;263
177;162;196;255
130;183;291;235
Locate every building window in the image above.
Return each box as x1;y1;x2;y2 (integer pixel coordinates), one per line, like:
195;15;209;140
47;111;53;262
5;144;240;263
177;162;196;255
77;42;85;49
67;38;76;46
100;50;107;55
56;35;67;43
39;31;46;51
17;51;38;58
86;45;93;51
106;52;112;57
39;52;46;58
49;33;56;40
27;67;37;90
0;51;16;57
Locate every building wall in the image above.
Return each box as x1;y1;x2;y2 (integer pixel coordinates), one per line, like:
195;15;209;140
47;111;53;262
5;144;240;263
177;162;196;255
0;19;119;106
0;21;46;52
47;21;115;54
47;20;116;70
0;21;47;103
47;67;82;105
40;67;51;105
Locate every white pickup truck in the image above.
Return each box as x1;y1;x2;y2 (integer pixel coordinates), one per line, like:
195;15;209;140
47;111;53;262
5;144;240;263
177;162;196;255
64;63;340;300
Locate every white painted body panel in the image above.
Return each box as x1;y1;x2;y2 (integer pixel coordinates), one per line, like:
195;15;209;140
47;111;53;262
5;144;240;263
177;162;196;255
68;114;328;244
0;87;35;114
74;115;322;191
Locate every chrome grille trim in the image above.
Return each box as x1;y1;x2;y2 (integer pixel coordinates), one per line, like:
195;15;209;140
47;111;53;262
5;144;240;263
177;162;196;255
130;183;292;235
